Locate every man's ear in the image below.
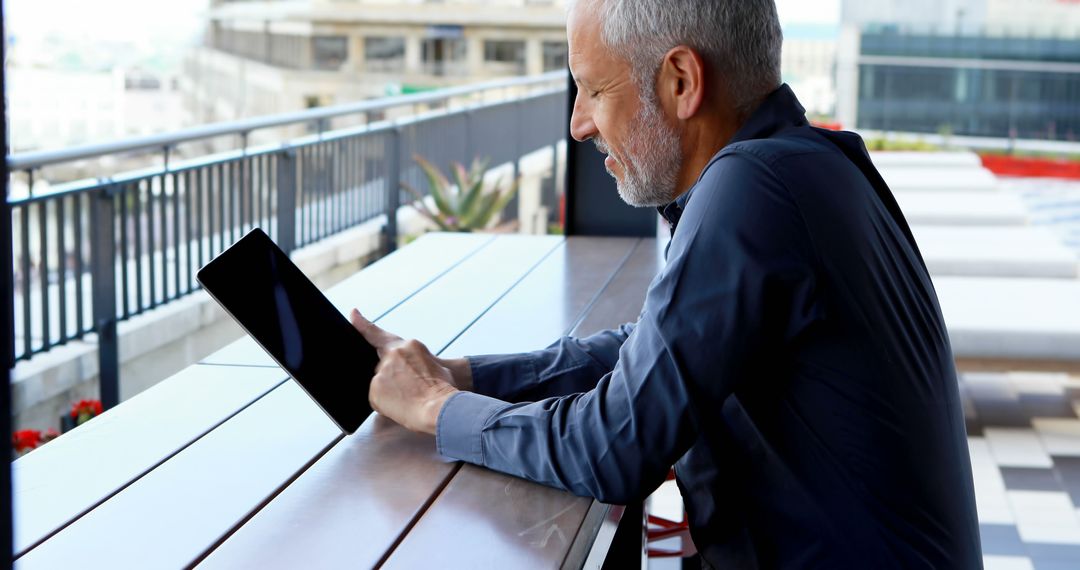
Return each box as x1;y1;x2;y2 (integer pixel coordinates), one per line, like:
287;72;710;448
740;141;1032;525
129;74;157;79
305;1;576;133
658;46;706;121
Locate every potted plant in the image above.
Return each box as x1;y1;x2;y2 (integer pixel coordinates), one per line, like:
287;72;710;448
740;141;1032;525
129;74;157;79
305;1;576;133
60;399;104;432
402;155;520;233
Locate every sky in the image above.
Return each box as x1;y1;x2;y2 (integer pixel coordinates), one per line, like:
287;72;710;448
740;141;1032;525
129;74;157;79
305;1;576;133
775;0;841;25
6;0;209;46
5;0;842;47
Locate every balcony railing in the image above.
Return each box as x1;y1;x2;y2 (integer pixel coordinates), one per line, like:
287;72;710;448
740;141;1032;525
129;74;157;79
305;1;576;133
4;70;568;406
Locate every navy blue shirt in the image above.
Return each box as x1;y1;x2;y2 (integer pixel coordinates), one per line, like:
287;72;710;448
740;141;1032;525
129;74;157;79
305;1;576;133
437;85;981;568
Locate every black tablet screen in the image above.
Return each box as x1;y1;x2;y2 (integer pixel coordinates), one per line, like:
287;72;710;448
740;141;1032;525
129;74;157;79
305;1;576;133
197;228;376;434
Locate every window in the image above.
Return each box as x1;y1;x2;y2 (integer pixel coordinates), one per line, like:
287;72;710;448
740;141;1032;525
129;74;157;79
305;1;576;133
542;41;567;72
365;37;406;72
422;38;467;76
312;36;348;71
484;40;525;64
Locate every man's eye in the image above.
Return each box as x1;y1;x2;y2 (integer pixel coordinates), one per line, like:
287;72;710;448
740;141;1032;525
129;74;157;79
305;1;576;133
589;90;600;98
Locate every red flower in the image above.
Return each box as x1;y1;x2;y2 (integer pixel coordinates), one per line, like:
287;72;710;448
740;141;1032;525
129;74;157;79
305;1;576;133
13;430;42;452
70;399;104;426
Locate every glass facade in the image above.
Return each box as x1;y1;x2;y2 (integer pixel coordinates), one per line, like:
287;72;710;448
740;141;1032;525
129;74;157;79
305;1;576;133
857;33;1080;141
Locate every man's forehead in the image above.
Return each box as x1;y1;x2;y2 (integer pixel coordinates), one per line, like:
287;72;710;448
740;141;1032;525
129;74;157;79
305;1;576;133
566;0;609;76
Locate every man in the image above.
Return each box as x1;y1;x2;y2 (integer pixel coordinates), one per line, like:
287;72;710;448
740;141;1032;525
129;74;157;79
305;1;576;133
350;0;982;566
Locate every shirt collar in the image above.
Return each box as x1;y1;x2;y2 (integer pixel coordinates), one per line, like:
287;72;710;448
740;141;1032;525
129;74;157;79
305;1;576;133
656;84;808;232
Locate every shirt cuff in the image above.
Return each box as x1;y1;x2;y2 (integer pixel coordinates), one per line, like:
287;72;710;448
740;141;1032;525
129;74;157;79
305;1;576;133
436;391;509;464
468;353;537;400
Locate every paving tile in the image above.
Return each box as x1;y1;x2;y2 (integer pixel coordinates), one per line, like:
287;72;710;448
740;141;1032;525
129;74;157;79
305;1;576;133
1021;394;1076;420
987;429;1054;468
1009;373;1069;397
1030;558;1080;570
1002;468;1064;493
981;524;1029;557
1050;457;1080;507
1034;419;1080;457
1023;542;1080;562
1017;526;1080;546
983;555;1035;570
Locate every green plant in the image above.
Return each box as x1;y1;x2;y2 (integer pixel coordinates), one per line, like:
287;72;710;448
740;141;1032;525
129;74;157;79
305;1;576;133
402;155;519;232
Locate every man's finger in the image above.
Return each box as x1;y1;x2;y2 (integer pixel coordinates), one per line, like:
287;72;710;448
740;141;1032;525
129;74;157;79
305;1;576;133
350;309;383;345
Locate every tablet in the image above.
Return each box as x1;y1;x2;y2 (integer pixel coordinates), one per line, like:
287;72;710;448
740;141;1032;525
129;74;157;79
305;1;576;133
197;228;376;434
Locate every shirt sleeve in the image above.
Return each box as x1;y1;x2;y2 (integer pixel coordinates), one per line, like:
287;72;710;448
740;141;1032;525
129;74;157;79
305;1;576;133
467;323;636;403
437;151;821;504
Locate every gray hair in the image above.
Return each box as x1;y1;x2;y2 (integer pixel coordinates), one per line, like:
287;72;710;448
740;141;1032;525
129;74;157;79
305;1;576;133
573;0;783;116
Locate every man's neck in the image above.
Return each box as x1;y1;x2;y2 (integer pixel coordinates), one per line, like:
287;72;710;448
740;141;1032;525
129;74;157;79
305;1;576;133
673;114;743;200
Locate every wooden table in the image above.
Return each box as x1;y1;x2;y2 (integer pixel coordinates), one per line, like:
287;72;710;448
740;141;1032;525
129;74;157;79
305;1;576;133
12;233;662;569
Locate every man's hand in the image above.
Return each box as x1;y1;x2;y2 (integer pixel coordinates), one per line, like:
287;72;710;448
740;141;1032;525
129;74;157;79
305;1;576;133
350;309;459;435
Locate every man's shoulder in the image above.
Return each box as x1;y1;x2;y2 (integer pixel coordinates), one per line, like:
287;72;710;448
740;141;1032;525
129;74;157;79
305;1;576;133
717;127;838;169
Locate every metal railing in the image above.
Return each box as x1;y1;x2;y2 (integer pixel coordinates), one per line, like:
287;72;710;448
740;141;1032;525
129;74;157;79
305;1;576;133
5;71;568;408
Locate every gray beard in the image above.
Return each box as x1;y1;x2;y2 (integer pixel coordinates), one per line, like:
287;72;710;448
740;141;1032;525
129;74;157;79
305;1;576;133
594;96;683;208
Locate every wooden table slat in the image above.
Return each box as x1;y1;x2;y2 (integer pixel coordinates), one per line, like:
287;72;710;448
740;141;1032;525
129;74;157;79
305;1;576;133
384;464;598;570
195;236;630;569
383;238;660;568
375;234;565;353
11;365;288;556
570;239;660;338
18;234;563;569
441;237;641;359
15;381;342;569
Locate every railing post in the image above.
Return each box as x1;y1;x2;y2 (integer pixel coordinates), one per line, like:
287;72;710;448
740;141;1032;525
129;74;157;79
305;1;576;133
90;184;119;410
276;146;298;255
505;99;523;226
382;127;401;255
542;143;560;227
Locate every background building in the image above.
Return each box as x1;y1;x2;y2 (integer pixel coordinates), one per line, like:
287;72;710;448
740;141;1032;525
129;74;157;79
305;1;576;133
837;0;1080;141
182;0;569;140
780;23;839;118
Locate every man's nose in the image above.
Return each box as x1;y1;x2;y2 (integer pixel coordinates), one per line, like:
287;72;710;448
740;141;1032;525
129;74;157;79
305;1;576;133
569;92;596;143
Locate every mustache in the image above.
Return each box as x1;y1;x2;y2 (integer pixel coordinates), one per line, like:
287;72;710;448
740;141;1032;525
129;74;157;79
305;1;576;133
593;137;610;155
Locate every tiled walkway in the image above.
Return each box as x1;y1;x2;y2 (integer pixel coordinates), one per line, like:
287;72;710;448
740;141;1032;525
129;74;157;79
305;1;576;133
965;370;1080;570
648;370;1080;569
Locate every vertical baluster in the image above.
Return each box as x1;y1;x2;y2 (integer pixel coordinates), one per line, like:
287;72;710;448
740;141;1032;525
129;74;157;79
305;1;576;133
56;196;68;344
119;183;130;319
19;203;32;358
301;147;310;247
74;193;86;337
159;173;169;303
320;142;328;240
217;162;225;253
172;171;181;299
346;137;354;228
362;136;369;222
143;179;155;311
276;147;298;255
197;168;206;282
184;170;193;293
246;156;254;233
223;162;231;246
38;200;51;351
384;128;401;255
252;155;261;230
332;139;341;233
264;153;272;232
133;181;144;314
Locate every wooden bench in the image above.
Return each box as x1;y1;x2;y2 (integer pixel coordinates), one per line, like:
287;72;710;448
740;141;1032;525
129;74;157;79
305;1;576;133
12;233;661;569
